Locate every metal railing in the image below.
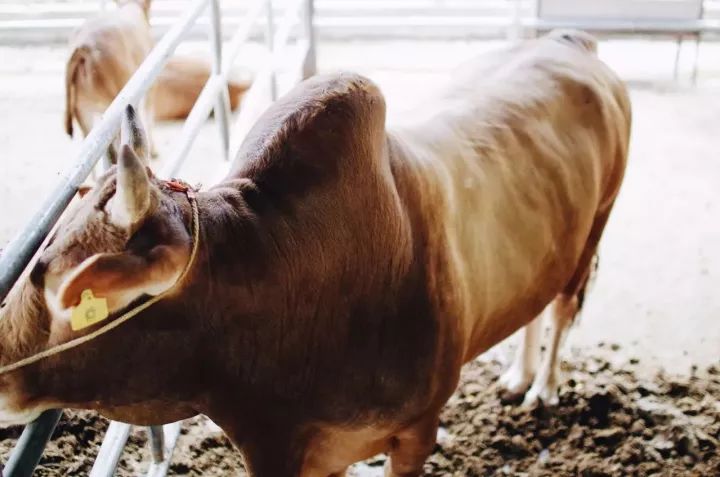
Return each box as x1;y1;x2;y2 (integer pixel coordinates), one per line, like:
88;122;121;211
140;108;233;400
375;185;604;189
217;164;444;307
0;0;315;475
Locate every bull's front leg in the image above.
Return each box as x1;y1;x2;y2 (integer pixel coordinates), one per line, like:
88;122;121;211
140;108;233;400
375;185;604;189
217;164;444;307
384;413;439;477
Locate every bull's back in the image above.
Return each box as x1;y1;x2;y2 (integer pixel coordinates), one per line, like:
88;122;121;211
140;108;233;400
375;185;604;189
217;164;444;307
390;34;630;361
70;10;152;105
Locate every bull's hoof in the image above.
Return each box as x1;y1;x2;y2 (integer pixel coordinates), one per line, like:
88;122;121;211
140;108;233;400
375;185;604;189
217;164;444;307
521;383;559;408
497;365;534;402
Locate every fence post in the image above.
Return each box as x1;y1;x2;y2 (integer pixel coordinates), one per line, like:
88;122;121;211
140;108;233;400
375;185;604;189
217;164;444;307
266;0;278;101
301;0;316;79
3;410;62;477
209;0;232;161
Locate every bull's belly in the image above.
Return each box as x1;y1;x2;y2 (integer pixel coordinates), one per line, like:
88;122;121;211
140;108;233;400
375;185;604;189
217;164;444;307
460;215;594;360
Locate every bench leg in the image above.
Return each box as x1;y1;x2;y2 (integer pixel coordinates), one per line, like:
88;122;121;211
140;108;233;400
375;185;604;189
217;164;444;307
692;34;700;85
673;35;683;82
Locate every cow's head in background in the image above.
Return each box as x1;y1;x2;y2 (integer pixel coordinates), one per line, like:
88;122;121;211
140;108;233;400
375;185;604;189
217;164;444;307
0;106;196;426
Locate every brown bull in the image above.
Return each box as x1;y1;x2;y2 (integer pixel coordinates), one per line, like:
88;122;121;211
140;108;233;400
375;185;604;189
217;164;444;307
1;31;630;476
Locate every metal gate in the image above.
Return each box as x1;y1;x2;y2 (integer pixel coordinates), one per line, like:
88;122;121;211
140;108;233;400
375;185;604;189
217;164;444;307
0;0;315;474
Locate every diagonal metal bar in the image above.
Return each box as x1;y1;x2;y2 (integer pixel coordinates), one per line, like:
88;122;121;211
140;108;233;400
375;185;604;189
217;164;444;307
89;421;132;477
2;410;62;477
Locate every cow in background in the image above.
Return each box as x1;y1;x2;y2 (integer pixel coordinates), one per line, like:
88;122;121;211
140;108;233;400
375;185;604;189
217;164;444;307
153;55;251;121
64;0;155;162
64;1;251;163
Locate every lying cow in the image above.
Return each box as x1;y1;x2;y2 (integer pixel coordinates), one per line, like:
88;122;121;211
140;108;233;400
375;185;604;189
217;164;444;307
64;2;249;161
1;30;630;476
64;0;155;161
153;55;251;121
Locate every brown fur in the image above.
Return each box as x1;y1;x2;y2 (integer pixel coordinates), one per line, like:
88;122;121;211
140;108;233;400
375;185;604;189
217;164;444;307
2;31;630;476
152;56;251;120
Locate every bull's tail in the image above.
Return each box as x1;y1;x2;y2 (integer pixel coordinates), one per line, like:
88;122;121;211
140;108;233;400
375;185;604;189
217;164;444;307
65;46;89;137
573;252;599;326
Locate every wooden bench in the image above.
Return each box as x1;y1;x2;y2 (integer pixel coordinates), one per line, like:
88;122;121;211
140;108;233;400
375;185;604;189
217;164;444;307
521;0;720;82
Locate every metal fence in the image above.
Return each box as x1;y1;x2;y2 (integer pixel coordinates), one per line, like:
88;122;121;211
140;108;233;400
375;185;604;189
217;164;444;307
2;0;720;44
0;0;315;475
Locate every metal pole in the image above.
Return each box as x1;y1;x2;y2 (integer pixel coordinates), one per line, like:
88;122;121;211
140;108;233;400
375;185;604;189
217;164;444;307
266;0;277;101
89;422;132;477
673;34;683;81
145;423;182;477
301;0;316;79
3;410;62;477
209;0;232;161
149;426;165;464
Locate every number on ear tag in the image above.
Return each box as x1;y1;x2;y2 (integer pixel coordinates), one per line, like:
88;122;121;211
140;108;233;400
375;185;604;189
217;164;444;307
70;289;109;331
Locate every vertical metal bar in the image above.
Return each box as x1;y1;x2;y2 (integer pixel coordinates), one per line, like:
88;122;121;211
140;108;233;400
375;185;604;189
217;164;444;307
209;0;232;161
673;34;683;81
509;0;523;41
301;0;316;79
89;422;132;477
145;422;182;477
692;33;700;85
266;0;278;101
3;410;62;477
149;426;165;464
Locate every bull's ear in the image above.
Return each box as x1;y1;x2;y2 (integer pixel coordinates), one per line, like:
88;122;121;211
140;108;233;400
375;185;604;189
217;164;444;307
55;244;188;317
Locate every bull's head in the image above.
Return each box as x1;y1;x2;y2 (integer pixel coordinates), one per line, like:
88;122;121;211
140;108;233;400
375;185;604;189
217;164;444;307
0;106;196;426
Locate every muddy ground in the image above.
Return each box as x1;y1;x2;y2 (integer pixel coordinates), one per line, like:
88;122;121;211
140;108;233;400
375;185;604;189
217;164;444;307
1;348;718;476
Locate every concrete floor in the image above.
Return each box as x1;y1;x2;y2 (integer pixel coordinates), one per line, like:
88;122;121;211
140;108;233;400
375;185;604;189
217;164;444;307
1;38;719;375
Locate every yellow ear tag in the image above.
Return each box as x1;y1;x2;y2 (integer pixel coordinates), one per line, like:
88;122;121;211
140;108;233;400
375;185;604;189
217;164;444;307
70;289;109;331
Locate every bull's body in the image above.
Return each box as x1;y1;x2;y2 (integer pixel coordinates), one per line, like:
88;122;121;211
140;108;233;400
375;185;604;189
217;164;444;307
1;32;630;476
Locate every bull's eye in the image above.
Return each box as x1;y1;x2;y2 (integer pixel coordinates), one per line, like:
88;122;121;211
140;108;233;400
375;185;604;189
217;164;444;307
30;258;49;287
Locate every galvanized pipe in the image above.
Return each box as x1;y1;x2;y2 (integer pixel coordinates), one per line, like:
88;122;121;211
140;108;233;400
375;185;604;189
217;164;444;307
145;423;181;477
162;0;266;177
2;410;62;477
149;426;165;464
265;0;277;101
208;0;232;161
228;0;308;159
301;0;317;79
89;422;132;477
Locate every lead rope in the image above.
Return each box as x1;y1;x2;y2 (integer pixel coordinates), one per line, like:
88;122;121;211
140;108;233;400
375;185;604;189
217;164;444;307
0;189;200;377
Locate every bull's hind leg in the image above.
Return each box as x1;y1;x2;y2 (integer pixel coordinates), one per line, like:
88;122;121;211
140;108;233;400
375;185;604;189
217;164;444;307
522;207;613;407
522;291;582;407
498;315;542;398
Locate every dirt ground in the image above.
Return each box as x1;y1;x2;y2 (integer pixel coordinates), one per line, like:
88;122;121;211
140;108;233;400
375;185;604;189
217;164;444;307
1;38;719;475
0;349;718;476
